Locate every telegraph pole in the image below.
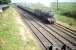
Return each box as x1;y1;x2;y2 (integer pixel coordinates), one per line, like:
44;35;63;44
57;0;59;10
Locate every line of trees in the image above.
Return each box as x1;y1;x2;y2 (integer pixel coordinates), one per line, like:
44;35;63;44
0;0;11;4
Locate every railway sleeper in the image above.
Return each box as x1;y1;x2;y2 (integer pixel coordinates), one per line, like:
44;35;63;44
55;23;76;35
22;12;70;50
25;18;52;50
20;10;62;50
18;6;75;50
24;14;71;50
23;12;70;50
27;13;72;50
52;25;76;39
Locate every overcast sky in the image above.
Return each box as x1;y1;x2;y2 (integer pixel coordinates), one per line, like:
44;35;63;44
11;0;76;6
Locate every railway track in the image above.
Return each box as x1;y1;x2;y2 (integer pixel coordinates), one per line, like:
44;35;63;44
17;6;76;50
55;23;76;36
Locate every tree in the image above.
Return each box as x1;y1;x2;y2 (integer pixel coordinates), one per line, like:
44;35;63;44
0;0;11;4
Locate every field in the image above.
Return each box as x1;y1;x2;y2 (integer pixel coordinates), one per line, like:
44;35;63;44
51;2;76;30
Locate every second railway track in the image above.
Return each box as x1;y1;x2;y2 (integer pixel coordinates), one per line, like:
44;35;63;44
17;6;76;50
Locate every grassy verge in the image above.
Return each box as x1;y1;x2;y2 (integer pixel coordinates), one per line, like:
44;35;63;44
54;14;76;30
0;7;24;50
0;6;41;50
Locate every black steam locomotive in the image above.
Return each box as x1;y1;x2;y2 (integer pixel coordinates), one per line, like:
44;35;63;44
17;5;55;24
33;9;55;24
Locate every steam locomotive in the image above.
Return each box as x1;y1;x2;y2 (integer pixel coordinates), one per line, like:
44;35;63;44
33;9;55;24
17;5;55;24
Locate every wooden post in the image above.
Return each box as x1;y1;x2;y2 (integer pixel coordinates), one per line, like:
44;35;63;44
57;0;59;10
0;8;3;17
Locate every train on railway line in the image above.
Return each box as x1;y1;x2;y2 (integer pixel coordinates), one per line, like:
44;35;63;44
17;5;55;24
33;9;55;24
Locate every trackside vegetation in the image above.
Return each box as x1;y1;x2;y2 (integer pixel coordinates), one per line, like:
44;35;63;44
51;2;76;30
0;6;41;50
0;6;24;50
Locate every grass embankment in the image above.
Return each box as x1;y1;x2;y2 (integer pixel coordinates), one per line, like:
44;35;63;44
0;7;41;50
0;6;23;50
51;2;76;30
54;14;76;30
